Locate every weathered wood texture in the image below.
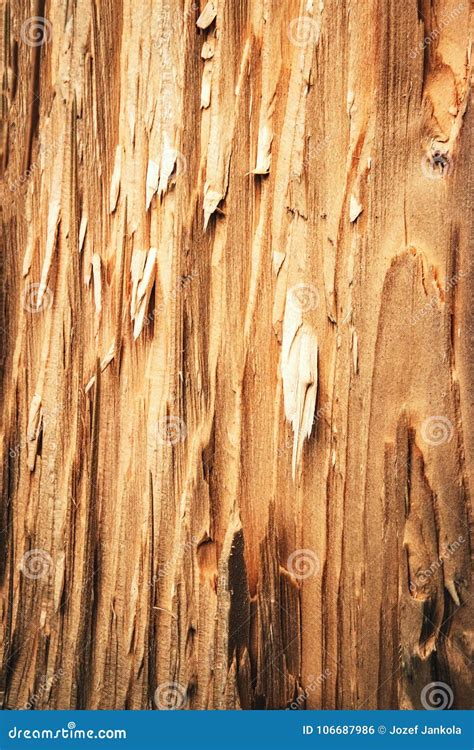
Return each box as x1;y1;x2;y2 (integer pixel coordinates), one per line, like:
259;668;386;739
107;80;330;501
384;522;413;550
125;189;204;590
1;0;473;710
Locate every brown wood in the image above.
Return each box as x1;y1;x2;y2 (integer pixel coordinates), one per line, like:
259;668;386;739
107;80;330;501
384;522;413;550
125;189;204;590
1;0;472;710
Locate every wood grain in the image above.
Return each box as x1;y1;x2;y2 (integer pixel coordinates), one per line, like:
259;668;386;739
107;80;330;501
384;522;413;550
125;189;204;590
0;0;473;710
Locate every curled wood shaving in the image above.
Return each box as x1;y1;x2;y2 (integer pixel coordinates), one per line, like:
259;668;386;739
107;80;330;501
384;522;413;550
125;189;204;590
281;294;318;479
91;254;102;314
132;247;157;340
349;194;363;223
79;215;88;253
145;159;159;210
109;146;122;213
27;393;43;471
196;1;217;30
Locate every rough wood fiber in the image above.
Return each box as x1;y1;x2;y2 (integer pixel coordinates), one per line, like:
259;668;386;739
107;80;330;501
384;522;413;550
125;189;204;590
0;0;473;710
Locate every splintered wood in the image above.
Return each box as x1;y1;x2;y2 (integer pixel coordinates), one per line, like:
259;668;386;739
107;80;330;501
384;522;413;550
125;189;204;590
0;0;472;710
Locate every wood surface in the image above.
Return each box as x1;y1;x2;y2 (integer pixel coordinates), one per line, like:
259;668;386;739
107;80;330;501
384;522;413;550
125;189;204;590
0;0;472;710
